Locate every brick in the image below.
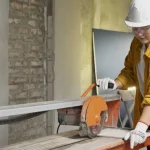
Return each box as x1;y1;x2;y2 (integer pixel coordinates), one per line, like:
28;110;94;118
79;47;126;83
9;61;28;67
18;28;29;34
30;60;43;67
22;68;30;75
30;14;42;20
24;51;44;59
9;27;19;34
9;85;19;91
15;43;24;49
9;68;21;75
16;92;27;99
28;20;36;27
23;4;37;10
31;45;41;51
30;0;39;5
24;52;37;58
9;51;23;58
9;93;15;100
30;68;44;75
11;2;22;10
30;90;43;98
9;9;28;18
31;29;42;35
17;0;28;3
22;4;28;9
36;83;44;89
31;76;44;83
9;77;28;84
9;89;28;101
16;61;28;67
9;18;21;24
24;84;35;90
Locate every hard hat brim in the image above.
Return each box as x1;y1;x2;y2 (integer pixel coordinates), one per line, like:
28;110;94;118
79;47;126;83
125;20;150;27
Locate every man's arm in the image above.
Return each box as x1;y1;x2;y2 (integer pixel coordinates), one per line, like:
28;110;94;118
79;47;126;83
115;79;123;89
139;105;150;125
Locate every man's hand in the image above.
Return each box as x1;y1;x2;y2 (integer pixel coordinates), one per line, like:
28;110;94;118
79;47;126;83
124;122;148;149
97;78;117;90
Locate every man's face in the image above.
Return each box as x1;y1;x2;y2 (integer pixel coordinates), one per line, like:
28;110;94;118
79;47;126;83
132;25;150;44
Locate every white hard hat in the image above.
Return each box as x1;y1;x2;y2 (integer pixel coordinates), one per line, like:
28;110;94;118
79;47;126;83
125;0;150;27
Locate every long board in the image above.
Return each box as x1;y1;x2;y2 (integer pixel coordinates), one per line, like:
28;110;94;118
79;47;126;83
1;128;150;150
0;94;120;118
0;130;124;150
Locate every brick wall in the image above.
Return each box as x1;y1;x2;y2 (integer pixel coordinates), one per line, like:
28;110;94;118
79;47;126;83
8;0;51;144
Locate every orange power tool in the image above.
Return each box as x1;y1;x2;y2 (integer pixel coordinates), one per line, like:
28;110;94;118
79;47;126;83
57;83;120;138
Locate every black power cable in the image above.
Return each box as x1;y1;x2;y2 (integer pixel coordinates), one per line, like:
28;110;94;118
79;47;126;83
57;123;61;134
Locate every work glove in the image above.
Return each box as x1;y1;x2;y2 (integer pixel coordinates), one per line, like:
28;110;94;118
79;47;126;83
124;122;149;149
97;77;117;90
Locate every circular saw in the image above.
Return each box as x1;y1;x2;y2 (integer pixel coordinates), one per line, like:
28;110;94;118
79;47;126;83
79;95;108;138
57;82;117;138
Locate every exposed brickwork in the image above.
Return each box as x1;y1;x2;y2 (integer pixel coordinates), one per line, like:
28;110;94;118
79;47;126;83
8;0;49;144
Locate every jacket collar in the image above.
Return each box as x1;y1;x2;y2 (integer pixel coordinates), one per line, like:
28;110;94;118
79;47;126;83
145;44;150;58
136;38;150;58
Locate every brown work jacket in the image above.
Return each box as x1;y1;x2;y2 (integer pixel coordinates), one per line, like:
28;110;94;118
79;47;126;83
117;37;150;127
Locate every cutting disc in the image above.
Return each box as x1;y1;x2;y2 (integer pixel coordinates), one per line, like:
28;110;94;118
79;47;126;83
87;111;107;138
79;96;108;138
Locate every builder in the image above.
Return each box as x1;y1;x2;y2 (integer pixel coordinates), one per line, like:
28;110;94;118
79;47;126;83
97;0;150;149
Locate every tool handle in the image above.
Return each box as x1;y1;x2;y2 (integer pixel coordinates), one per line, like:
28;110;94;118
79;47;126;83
97;82;114;89
108;82;114;89
81;82;114;97
81;83;96;97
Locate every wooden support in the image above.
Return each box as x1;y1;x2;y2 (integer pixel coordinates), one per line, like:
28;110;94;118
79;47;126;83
0;94;120;118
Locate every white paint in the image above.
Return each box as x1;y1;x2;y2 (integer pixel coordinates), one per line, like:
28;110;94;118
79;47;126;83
0;0;9;147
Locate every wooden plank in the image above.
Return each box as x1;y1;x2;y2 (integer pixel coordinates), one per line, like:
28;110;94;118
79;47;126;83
0;98;86;118
0;131;81;150
52;137;122;150
0;94;120;118
1;130;122;150
1;128;149;150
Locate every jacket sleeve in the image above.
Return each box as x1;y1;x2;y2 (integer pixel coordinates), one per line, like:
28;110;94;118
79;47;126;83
142;64;150;107
142;94;150;107
116;39;136;89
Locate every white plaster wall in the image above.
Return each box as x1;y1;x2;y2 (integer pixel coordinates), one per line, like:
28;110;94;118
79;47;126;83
0;0;9;147
53;0;81;133
93;0;131;32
